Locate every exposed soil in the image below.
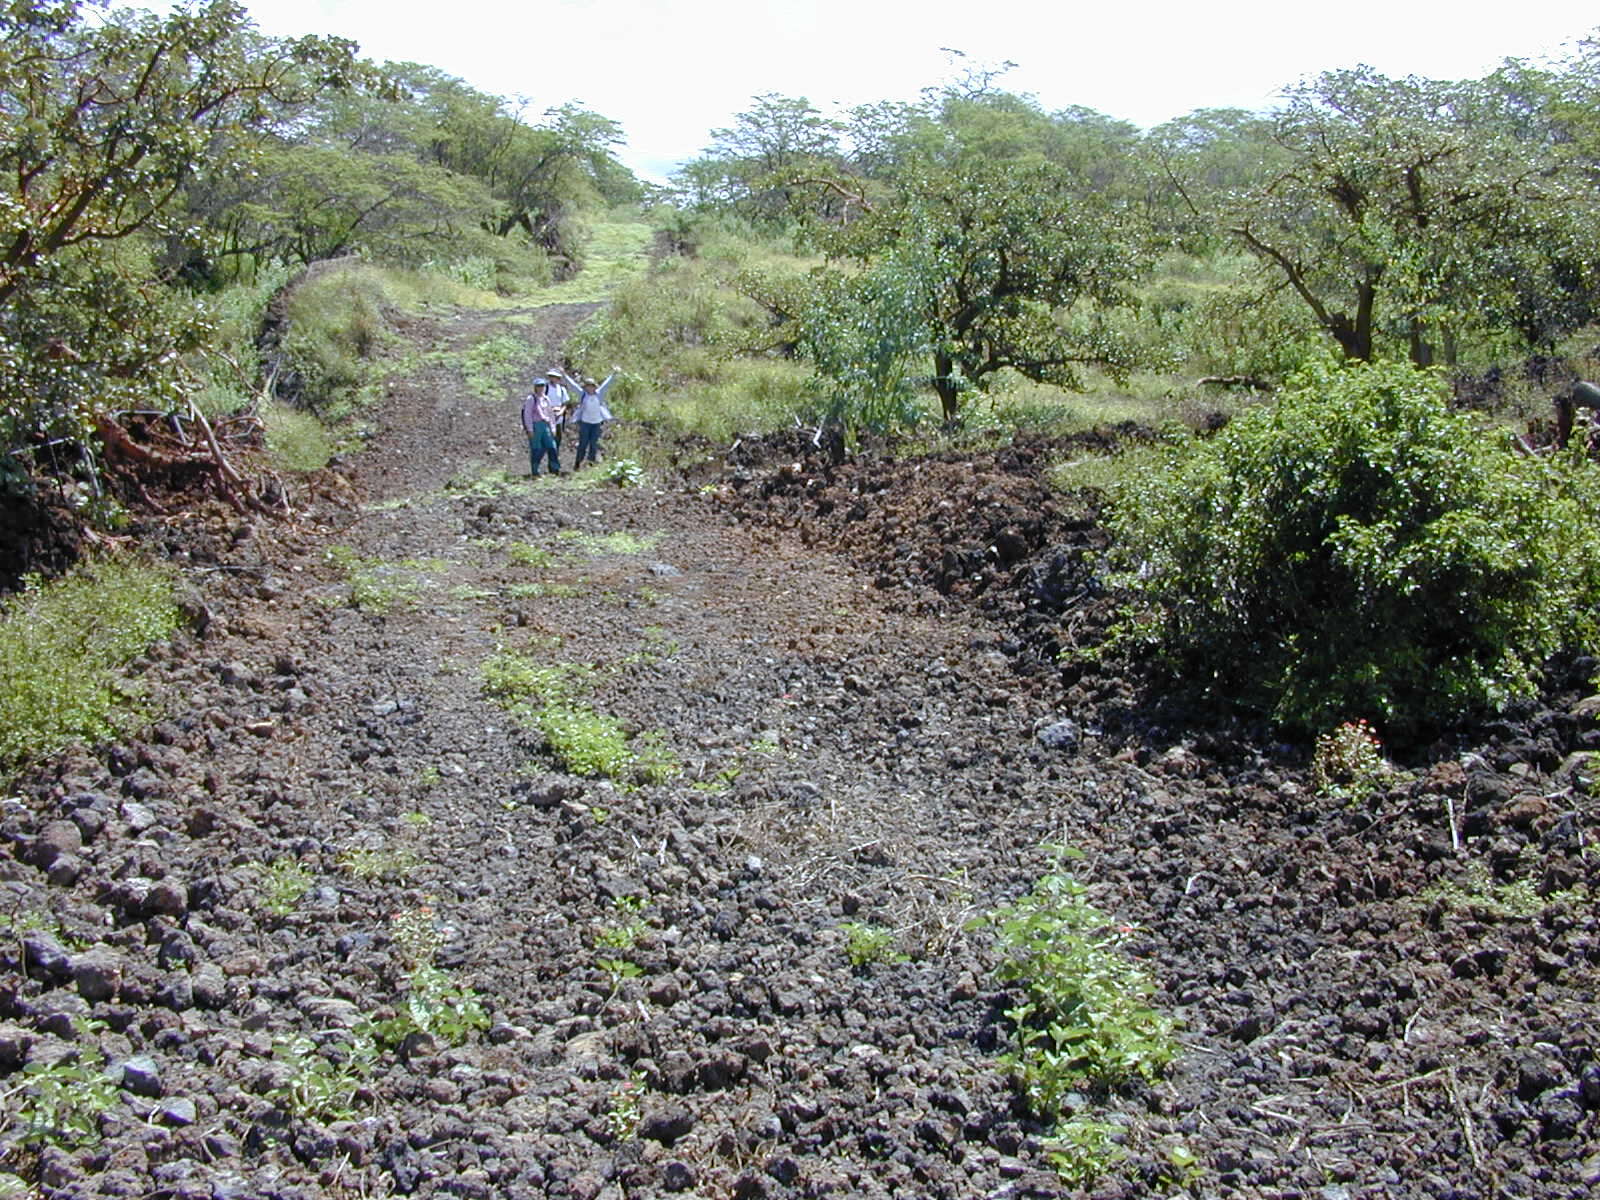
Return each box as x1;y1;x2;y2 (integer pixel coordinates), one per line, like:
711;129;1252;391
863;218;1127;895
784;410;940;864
2;302;1598;1200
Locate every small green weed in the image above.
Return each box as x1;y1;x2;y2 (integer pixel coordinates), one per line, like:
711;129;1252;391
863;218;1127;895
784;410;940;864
0;1027;117;1149
338;846;421;883
594;896;649;952
630;730;680;784
371;906;489;1048
446;467;532;499
979;849;1178;1118
507;542;558;569
1419;862;1585;922
481;653;591;707
556;529;662;555
260;858;315;917
1045;1114;1127;1187
506;581;585;599
596;458;645;488
840;920;908;969
605;1071;648;1140
268;1031;375;1121
324;546;434;613
1311;719;1388;803
540;706;633;778
596;957;643;993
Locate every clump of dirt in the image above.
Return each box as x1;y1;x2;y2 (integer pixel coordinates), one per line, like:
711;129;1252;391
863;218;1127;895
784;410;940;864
0;488;82;592
1;304;1597;1200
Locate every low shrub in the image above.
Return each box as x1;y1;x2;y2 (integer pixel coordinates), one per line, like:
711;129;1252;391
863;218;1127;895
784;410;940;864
0;559;179;770
1106;360;1600;735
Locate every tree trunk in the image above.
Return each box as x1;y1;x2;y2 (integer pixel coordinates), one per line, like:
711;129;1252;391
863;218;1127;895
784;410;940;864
1409;320;1434;367
932;353;959;422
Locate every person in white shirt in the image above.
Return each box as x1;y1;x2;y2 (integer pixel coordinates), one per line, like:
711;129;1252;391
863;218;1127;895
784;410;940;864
543;369;572;448
565;368;618;469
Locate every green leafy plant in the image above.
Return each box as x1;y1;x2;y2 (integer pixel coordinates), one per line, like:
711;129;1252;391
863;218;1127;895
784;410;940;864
0;1029;118;1149
840;920;908;969
540;706;633;778
370;906;489;1048
259;858;315;917
1310;719;1388;802
268;1031;376;1122
604;1071;648;1140
338;846;421;882
979;851;1178;1118
594;896;648;952
506;542;557;568
1045;1114;1127;1187
556;529;662;555
0;559;179;771
1107;361;1600;734
595;458;645;487
630;730;680;784
324;546;437;613
1418;862;1586;922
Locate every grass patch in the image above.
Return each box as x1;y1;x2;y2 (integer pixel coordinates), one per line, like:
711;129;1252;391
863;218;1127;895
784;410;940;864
556;529;662;556
279;263;397;415
506;581;585;600
262;401;335;471
460;332;546;401
445;466;534;500
259;858;315;917
0;559;179;771
506;542;558;569
1418;862;1587;922
480;649;677;784
520;219;653;305
324;546;444;613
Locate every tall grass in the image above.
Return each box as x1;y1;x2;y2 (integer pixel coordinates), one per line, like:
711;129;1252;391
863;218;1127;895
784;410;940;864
0;559;180;770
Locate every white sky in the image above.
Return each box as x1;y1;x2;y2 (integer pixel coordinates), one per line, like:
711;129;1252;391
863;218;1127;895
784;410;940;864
237;1;1598;184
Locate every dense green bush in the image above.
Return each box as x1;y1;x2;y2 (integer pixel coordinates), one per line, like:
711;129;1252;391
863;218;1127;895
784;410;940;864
1107;360;1600;734
0;559;180;770
278;265;395;415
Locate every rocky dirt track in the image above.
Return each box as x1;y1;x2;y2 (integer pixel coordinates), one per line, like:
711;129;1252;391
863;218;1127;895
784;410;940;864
2;302;1598;1200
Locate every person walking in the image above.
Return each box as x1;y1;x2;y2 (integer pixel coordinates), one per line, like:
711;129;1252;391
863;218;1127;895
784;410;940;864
566;367;618;469
520;379;561;477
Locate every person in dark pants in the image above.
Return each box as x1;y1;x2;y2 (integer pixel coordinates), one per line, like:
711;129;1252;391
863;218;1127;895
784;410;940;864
520;379;560;476
566;369;617;469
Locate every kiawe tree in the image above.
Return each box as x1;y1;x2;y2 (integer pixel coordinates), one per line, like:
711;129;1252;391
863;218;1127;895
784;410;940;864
815;156;1147;423
1228;67;1593;366
0;0;359;466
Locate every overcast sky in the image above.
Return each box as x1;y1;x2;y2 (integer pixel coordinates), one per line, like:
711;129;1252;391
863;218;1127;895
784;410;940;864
237;0;1598;183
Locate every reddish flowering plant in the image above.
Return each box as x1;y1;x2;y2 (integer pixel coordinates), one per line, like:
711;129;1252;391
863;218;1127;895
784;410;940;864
1311;719;1387;801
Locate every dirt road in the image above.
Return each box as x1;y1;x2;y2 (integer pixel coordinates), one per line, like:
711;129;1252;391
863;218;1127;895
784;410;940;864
3;302;1597;1198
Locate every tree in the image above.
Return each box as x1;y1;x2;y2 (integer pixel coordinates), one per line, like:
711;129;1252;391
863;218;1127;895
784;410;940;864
1228;67;1590;366
678;93;843;222
818;158;1147;422
0;0;357;308
0;0;358;462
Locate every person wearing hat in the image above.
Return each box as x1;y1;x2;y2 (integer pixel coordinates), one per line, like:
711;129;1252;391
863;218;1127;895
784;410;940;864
520;378;561;476
543;368;572;448
566;367;619;469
